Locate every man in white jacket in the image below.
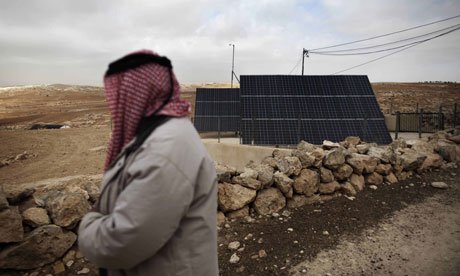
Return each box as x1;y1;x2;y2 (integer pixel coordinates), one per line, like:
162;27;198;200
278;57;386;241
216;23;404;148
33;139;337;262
78;50;219;276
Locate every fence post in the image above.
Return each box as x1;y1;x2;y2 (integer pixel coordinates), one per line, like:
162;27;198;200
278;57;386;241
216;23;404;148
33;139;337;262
389;103;393;115
218;117;221;143
453;104;457;128
438;105;443;130
419;108;423;139
395;111;400;140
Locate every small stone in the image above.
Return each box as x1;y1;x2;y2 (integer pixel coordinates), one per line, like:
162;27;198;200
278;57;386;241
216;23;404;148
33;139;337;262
77;267;90;275
282;210;291;217
66;260;74;267
228;241;240;250
287;228;294;232
431;182;448;189
369;185;378;190
409;183;414;187
63;250;76;263
224;223;230;229
30;272;39;276
300;250;304;254
237;247;245;252
322;231;329;236
229;253;240;264
244;233;253;240
272;212;280;218
293;240;299;244
258;238;263;244
326;273;332;276
53;262;65;275
237;266;245;273
259;249;268;258
302;269;307;273
251;255;259;259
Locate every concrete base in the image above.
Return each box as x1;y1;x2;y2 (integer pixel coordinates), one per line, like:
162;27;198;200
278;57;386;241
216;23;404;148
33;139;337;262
203;140;291;170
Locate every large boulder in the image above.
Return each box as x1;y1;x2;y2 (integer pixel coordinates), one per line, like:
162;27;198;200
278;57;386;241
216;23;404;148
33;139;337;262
351;153;379;174
297;141;317;152
261;156;277;169
0;225;77;270
400;152;427;171
346;156;364;174
420;153;444;171
365;172;383;185
356;144;370;154
216;164;234;183
218;183;257;212
384;172;398;184
350;174;365;192
287;194;321;208
318;181;341;195
322;140;340;149
448;135;460;144
375;164;392;175
274;172;294;198
341;182;357;196
2;185;35;204
410;140;435;153
437;140;458;162
232;176;262;190
323;149;345;170
390;138;407;150
320;167;334;183
253;188;286;215
82;181;100;203
333;164;353;181
254;164;274;188
276;157;302;177
310;148;326;168
345;136;361;147
293;169;319;196
292;150;316;168
367;146;396;164
227;205;249;219
44;191;91;229
0;206;24;243
22;207;51;227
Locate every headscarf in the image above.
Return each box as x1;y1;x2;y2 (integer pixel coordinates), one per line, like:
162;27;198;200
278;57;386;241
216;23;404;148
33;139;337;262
103;49;191;171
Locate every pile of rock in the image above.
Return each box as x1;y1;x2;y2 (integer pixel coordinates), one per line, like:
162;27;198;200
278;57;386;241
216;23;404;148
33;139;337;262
0;179;99;271
217;129;460;225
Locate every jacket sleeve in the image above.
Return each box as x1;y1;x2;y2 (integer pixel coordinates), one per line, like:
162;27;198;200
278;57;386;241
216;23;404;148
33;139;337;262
78;152;194;269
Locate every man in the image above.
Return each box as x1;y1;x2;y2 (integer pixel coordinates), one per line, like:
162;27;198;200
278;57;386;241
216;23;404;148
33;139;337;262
78;50;218;276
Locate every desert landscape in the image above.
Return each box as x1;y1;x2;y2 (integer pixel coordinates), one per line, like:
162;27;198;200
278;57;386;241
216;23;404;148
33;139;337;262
0;82;460;276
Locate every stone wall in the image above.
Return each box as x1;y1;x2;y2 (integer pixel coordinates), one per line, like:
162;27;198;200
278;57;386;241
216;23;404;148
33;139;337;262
216;128;460;227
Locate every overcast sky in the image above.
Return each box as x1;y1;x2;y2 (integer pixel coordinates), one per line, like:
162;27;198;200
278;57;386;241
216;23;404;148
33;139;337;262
1;0;459;86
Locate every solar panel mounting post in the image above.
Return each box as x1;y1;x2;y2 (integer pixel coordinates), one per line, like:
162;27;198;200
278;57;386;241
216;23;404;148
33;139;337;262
229;44;235;88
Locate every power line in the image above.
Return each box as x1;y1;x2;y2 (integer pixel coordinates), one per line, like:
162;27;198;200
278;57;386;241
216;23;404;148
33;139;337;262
310;23;460;54
329;25;459;75
288;56;302;74
310;14;460;51
314;25;460;56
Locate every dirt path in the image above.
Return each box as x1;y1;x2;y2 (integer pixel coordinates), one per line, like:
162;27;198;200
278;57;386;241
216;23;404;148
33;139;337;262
291;184;460;276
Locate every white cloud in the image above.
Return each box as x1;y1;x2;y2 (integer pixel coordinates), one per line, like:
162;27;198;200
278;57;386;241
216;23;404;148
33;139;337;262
0;0;459;86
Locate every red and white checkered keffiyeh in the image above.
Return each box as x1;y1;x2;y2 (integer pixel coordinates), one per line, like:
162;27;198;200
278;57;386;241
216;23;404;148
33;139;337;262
104;50;191;170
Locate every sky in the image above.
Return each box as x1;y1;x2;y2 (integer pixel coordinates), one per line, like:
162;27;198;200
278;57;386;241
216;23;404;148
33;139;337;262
0;0;459;86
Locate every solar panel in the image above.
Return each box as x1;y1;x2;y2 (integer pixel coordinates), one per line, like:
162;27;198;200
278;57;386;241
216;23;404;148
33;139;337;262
240;75;392;145
193;88;240;132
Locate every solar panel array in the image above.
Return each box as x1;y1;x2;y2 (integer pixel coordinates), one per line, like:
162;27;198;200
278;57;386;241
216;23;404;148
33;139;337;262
240;75;392;145
194;88;240;132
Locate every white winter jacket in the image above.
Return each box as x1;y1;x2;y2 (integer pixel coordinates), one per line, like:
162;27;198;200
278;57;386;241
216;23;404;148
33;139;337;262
78;117;218;276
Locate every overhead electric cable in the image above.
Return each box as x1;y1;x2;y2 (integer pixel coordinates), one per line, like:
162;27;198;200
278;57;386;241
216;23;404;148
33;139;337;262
310;23;460;54
310;14;460;51
311;26;460;56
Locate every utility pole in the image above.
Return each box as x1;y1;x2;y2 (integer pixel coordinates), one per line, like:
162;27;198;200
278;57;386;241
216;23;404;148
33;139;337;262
301;48;309;75
229;44;235;88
